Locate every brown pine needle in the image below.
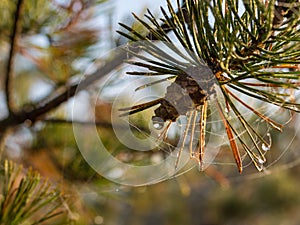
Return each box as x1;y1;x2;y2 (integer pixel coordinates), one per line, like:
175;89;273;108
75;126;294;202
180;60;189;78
158;121;172;140
271;64;299;69
118;98;162;111
217;101;243;173
189;110;198;160
198;101;208;169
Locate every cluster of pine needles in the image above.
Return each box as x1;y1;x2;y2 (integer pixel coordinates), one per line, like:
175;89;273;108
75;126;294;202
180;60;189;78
118;0;300;172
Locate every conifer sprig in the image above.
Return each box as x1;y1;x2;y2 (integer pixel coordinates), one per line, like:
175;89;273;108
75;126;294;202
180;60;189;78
0;161;71;225
118;0;300;171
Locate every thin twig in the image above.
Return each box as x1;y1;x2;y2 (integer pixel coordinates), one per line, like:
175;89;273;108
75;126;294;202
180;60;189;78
5;0;25;114
23;46;139;122
19;3;186;124
44;119;114;128
0;0;196;137
0;46;135;130
43;118;150;132
0;5;182;130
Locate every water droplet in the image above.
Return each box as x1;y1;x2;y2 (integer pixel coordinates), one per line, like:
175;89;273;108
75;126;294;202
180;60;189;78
152;116;164;130
262;133;272;151
262;143;270;151
258;157;266;164
290;105;299;111
224;107;229;114
153;123;163;130
257;163;264;171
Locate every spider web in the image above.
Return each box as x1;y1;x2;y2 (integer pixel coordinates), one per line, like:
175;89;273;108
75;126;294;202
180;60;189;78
86;67;297;185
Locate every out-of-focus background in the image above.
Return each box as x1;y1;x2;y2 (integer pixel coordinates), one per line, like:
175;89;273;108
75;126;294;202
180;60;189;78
1;0;300;224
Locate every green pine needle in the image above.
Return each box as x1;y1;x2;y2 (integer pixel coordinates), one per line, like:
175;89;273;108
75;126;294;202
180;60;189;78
0;160;72;225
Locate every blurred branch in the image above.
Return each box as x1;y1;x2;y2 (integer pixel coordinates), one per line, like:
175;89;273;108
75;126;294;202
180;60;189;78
44;118;114;128
0;160;72;224
5;0;24;114
22;47;136;121
0;4;184;131
43;118;149;132
0;49;132;129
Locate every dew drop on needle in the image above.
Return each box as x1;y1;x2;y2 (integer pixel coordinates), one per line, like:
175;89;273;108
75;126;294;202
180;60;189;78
262;133;272;151
258;157;266;164
262;143;270;151
152;116;164;130
224;107;229;114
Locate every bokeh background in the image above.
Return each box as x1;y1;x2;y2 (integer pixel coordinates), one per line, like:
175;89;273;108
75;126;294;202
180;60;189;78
0;0;300;224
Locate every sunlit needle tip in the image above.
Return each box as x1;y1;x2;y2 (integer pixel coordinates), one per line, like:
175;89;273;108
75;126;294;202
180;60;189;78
238;166;243;174
198;161;204;172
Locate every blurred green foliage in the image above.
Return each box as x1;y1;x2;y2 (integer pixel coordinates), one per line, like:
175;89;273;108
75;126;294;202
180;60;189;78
0;160;73;225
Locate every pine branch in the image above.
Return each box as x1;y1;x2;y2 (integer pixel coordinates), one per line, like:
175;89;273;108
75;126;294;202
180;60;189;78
0;160;72;224
117;0;300;171
0;6;183;131
0;47;133;130
43;118;121;128
5;0;24;114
